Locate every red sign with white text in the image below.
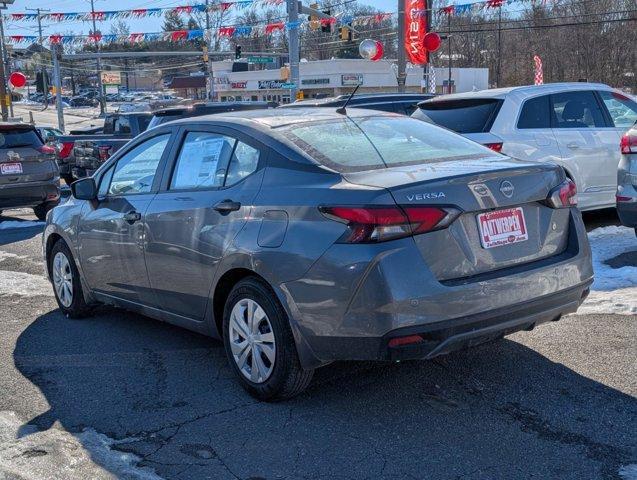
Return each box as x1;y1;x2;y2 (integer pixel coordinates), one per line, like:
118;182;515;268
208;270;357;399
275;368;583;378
404;0;427;65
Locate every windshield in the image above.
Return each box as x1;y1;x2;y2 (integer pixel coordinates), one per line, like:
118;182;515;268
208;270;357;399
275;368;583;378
414;99;502;133
282;115;492;172
0;128;43;149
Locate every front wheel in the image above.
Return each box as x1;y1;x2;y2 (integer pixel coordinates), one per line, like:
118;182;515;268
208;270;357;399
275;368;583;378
223;278;313;401
49;240;92;318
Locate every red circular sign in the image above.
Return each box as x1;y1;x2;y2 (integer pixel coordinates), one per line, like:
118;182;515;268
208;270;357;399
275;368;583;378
423;32;442;52
9;72;26;88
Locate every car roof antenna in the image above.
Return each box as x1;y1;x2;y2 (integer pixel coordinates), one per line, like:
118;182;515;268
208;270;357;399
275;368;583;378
336;83;361;115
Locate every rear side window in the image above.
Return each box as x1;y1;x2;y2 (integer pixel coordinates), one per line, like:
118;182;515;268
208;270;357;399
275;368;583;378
283;115;490;172
517;96;552;129
598;91;637;128
171;132;235;190
416;99;502;133
0;128;43;149
550;91;606;128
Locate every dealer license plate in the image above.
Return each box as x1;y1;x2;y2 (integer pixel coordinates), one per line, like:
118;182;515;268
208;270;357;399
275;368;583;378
1;162;23;175
477;207;528;249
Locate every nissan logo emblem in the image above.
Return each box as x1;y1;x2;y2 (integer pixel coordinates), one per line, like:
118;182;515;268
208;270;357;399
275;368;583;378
499;181;514;198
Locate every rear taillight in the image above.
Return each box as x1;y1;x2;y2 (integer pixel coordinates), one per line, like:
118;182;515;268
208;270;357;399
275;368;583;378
56;141;74;159
319;205;460;243
620;132;637;154
98;145;112;161
616;195;634;203
546;179;577;208
484;142;503;153
38;145;56;155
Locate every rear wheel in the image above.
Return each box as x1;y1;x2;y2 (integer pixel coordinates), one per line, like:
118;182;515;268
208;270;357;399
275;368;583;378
33;202;55;221
49;240;92;318
223;277;313;401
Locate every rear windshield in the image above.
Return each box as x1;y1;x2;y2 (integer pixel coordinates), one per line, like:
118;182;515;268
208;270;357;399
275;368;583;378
415;99;502;133
0;128;43;149
282;115;491;172
148;113;181;129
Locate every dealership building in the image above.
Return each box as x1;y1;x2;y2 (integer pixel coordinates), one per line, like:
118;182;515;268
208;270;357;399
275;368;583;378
169;59;489;103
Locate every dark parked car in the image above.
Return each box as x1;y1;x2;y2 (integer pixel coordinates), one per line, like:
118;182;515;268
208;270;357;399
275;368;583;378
44;108;593;400
279;93;434;116
0;123;60;220
147;101;276;129
617;125;637;234
69;96;98;107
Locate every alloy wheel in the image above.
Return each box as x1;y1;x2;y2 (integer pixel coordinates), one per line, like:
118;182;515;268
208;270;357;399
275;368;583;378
52;251;73;308
229;298;276;383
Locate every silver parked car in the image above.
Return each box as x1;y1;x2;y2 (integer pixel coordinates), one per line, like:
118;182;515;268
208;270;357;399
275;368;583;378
0;123;60;220
43;109;593;400
617;125;637;234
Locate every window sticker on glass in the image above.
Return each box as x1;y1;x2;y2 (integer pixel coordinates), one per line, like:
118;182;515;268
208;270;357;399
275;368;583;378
171;133;235;190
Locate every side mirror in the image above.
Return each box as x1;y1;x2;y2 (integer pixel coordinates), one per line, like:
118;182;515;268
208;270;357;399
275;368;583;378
71;177;98;201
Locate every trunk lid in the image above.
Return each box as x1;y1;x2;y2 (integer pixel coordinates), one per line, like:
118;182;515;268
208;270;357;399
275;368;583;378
0;127;56;186
343;156;570;281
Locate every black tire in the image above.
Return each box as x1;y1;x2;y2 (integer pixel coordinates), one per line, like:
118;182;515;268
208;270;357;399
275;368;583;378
223;277;313;401
33;202;55;221
48;239;93;318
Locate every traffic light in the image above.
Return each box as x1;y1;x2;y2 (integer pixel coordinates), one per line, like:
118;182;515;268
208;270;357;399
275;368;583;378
321;9;332;33
235;45;242;59
339;25;352;41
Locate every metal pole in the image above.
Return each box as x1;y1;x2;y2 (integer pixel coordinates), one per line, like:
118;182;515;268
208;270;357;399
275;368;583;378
0;9;9;120
496;5;502;87
205;0;215;101
52;44;65;132
397;0;406;93
0;12;12;118
26;8;51;109
447;12;452;94
286;0;299;101
423;0;430;93
90;0;106;115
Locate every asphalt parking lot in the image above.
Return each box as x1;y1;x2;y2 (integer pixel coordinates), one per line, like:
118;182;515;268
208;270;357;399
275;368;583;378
0;209;635;480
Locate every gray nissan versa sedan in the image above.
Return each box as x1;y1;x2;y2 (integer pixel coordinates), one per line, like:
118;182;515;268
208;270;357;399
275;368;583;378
43;108;594;400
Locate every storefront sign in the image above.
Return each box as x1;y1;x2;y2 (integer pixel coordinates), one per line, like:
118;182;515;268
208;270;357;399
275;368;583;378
231;81;248;89
258;80;286;89
341;74;363;86
301;78;330;86
405;0;428;65
100;71;121;85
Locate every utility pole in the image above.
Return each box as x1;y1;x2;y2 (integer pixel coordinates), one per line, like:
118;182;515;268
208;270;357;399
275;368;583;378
0;6;9;120
496;4;502;87
396;0;406;93
423;0;431;93
447;11;452;94
52;44;65;132
286;0;300;101
89;0;106;115
205;0;215;101
26;8;50;110
0;12;13;118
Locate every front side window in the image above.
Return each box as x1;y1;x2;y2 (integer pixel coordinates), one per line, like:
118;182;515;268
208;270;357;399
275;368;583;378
517;95;552;129
109;134;170;195
598;91;637;128
283;115;490;172
550;91;606;128
171;132;235;190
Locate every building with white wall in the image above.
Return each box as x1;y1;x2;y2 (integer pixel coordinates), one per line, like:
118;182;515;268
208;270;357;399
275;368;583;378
210;58;488;103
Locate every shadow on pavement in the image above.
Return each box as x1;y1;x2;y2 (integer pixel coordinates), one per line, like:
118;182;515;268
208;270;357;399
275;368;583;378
12;307;637;479
0;216;44;246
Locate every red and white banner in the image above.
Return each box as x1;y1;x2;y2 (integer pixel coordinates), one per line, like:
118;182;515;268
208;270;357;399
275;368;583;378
404;0;427;65
533;55;544;85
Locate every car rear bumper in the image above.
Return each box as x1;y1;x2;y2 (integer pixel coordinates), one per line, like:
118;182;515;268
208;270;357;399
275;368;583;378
0;181;60;209
284;208;594;368
617;183;637;227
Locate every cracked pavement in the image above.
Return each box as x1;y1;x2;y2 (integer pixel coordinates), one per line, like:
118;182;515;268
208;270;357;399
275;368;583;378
0;209;635;480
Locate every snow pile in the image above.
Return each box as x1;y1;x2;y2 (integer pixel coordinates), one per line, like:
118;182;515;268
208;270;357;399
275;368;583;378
0;410;162;480
576;226;637;315
0;270;52;298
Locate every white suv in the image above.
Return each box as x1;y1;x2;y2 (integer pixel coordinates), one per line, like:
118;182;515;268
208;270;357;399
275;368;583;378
413;83;637;211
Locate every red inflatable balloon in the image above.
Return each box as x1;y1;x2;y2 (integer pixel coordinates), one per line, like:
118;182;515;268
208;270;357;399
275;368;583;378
370;41;384;62
423;32;442;52
9;72;26;88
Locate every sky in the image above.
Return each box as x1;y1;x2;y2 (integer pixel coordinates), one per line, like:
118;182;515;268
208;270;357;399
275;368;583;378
4;0;399;37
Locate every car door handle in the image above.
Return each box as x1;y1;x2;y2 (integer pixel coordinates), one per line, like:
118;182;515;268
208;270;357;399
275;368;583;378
566;142;580;149
213;199;241;214
123;211;142;224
